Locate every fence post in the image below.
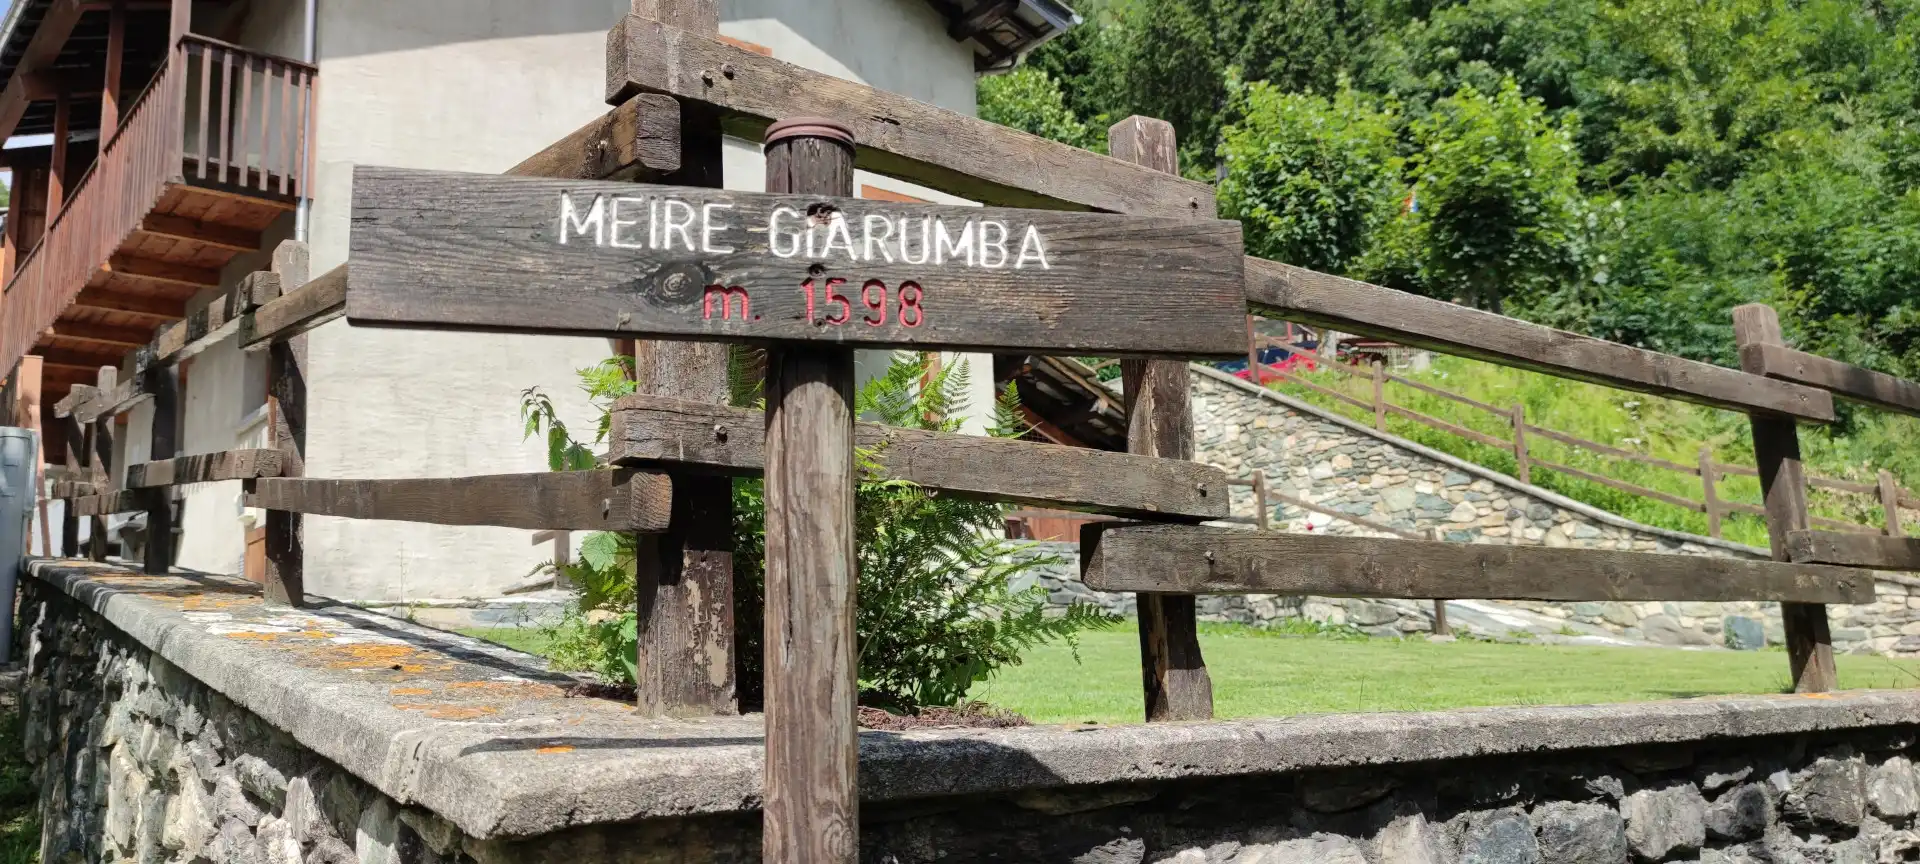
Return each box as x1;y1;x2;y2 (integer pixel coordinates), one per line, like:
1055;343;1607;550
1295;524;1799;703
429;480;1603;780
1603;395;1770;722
628;0;738;720
1252;469;1269;531
88;366;115;561
142;363;177;574
1112;115;1213;723
1427;527;1449;634
1700;445;1722;539
263;241;309;605
60;412;83;556
1734;303;1835;693
1510;402;1530;485
1371;360;1386;429
761;118;859;864
1881;469;1902;537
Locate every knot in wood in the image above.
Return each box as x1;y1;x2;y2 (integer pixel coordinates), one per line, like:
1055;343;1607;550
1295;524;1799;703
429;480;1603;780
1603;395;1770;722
721;63;736;79
713;425;728;443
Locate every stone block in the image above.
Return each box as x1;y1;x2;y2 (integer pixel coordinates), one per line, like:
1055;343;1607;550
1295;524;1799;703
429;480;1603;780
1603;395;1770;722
1785;749;1867;829
1724;616;1767;651
1448;808;1540;864
1707;783;1773;843
1623;784;1707;860
1868;756;1920;819
1530;801;1627;864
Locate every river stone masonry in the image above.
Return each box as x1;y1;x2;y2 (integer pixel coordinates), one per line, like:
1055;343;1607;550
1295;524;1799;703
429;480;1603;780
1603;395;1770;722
28;558;1920;863
1027;366;1919;655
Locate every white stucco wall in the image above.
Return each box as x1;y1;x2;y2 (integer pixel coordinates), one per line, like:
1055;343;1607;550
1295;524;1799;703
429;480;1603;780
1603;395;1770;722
281;0;987;601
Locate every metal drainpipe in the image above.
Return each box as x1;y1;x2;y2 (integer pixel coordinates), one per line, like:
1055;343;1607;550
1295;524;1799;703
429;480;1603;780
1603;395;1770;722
294;0;317;241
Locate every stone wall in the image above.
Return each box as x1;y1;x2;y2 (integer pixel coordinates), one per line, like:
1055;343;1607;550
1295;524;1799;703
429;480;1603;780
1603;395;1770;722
1048;366;1920;655
26;559;1920;864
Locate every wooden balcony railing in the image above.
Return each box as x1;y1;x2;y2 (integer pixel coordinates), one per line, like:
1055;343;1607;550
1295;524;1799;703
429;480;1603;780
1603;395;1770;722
0;35;315;377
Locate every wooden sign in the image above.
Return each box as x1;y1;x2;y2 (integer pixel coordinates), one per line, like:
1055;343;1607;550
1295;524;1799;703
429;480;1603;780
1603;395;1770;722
345;167;1247;356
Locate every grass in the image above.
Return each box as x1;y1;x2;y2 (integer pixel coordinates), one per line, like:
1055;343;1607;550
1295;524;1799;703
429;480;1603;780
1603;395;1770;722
456;626;554;657
1266;352;1920;544
459;623;1920;725
0;703;40;864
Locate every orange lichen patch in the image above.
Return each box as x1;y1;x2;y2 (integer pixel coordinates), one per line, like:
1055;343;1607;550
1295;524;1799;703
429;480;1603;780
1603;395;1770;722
444;680;568;701
535;746;575;755
178;594;259;611
310;643;454;674
389;687;433;697
224;632;283;642
300;630;335;639
394;704;502;721
1800;693;1837;700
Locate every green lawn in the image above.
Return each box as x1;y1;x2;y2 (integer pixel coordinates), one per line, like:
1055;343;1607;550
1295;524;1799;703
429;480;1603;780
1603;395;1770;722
967;628;1920;723
458;623;1920;725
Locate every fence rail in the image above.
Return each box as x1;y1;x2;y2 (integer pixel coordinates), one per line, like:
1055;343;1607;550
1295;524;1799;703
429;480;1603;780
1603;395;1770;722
1240;322;1914;541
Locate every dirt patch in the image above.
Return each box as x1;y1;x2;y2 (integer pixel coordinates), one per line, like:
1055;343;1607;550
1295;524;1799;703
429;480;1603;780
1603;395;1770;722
857;703;1030;731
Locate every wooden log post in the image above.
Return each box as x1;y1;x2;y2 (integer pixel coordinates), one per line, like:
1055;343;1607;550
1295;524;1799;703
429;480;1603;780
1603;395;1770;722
61;411;84;555
264;242;309;605
760;118;859;864
142;364;177;574
1372;360;1387;430
626;0;737;718
1701;445;1722;539
1881;469;1902;537
1734;303;1836;692
1246;316;1261;386
1110;115;1213;723
1511;402;1531;485
89;366;116;561
1251;469;1270;531
1428;526;1450;634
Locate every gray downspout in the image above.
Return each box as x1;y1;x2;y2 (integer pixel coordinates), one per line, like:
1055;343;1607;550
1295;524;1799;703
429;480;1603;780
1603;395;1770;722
294;0;316;241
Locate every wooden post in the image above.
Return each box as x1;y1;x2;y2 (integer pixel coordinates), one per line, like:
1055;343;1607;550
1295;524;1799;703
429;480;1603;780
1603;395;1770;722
1428;527;1449;634
1511;402;1530;485
263;243;308;605
60;412;82;555
143;364;177;574
760;118;858;864
626;0;738;718
49;88;69;213
1111;115;1213;723
100;0;124;141
1880;469;1902;537
90;367;116;561
1734;303;1835;693
1700;445;1722;539
1251;469;1270;531
1371;360;1386;429
1246;316;1261;385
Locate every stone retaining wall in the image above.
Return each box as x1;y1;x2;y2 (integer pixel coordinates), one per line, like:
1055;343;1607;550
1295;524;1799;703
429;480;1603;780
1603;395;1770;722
25;559;1920;863
1067;367;1920;655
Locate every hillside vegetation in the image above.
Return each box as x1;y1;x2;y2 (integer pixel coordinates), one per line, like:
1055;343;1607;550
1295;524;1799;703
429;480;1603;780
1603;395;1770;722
1272;354;1920;544
983;0;1920;473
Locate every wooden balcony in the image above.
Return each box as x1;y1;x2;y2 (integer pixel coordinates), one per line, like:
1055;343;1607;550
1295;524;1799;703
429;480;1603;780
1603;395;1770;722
0;34;314;399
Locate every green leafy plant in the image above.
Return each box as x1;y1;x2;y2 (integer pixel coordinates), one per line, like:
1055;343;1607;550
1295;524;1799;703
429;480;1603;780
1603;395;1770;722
521;352;1117;712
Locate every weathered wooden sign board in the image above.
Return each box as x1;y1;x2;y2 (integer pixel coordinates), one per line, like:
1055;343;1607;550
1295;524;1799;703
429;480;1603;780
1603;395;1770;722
346;166;1247;356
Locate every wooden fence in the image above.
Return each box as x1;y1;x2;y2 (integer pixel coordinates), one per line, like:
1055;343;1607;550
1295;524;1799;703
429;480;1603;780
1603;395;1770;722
29;5;1920;861
1248;328;1915;541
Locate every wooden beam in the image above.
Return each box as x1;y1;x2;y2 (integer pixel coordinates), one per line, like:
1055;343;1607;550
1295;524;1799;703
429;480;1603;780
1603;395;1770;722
505;92;680;181
241;264;345;349
344;167;1247;356
1787;530;1920;572
609;395;1227;519
51;384;96;418
126;449;283;488
0;0;85;146
47;479;99;499
49;89;70;212
137;214;262;253
1735;303;1836;693
71;490;146;517
72;288;187;319
100;0;125;140
44;321;152;350
1246;258;1836;422
1080;525;1876;605
604;15;1214;218
1740;343;1920;419
246;471;673;532
104;256;222;289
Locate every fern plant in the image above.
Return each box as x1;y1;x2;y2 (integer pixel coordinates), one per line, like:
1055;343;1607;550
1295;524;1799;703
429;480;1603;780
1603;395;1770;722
521;351;1116;712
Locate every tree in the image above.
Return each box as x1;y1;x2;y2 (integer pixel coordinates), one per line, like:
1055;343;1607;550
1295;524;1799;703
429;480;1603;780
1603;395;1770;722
978;67;1102;152
1218;82;1402;272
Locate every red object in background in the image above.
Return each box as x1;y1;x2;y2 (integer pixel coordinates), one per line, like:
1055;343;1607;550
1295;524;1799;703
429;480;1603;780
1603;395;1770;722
1237;350;1316;385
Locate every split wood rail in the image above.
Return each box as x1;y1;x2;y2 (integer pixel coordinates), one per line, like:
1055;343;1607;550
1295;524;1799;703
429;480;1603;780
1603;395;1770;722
25;5;1915;861
1249;335;1915;541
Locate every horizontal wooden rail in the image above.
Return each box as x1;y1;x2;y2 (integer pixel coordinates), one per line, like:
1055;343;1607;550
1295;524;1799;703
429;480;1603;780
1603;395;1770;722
71;489;178;517
1267;367;1374;412
126;449;283;488
1527;455;1707;512
605;15;1213;218
506;92;681;181
1522;424;1699;475
47;480;100;499
1787;530;1920;571
242;264;345;349
245;471;671;532
1810;515;1880;534
1385;372;1507;415
607;396;1229;520
1383;403;1510;449
1740;343;1920;418
1245;258;1835;421
1080;525;1875;604
1235;479;1426;540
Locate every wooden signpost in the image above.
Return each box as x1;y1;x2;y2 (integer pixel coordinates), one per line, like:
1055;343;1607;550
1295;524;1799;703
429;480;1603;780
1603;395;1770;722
343;166;1247;356
341;116;1249;864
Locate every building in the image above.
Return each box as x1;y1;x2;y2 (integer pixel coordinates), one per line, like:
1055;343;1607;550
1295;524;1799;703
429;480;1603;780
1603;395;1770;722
0;0;1075;601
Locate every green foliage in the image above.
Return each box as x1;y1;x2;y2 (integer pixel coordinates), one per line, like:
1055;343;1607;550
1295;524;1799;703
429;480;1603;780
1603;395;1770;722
520;353;1117;713
1219;81;1403;272
979;67;1104;152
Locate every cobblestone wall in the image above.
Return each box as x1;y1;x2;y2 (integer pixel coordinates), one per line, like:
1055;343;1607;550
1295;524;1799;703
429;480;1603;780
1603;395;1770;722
1024;368;1920;655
